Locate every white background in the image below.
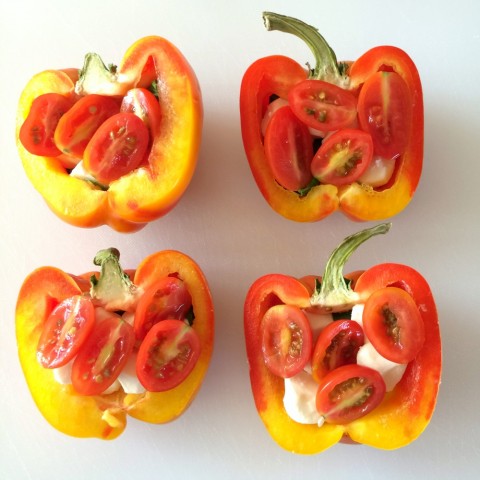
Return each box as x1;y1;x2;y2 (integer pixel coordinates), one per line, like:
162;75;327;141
1;1;479;479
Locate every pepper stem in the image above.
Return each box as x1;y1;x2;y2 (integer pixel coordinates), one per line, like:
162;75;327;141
262;11;346;85
310;223;392;311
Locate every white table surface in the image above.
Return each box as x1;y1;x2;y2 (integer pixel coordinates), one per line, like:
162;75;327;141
1;1;479;479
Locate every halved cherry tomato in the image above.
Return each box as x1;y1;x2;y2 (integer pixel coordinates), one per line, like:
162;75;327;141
288;79;357;132
316;364;386;424
121;88;162;138
19;93;74;157
311;320;364;382
357;71;412;159
134;277;192;340
83;112;150;184
36;295;95;368
362;286;425;364
261;304;312;378
310;129;374;186
71;315;135;395
264;105;314;191
136;319;201;392
54;94;120;158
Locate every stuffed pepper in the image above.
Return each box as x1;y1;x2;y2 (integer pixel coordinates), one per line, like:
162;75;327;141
16;36;203;232
16;248;214;439
244;223;441;453
240;12;423;222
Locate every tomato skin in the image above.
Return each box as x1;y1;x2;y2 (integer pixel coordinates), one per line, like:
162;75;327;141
357;71;412;159
54;94;120;158
316;364;386;424
36;295;95;368
261;304;313;378
121;87;162;138
264;105;313;191
311;320;365;382
362;287;425;364
19;93;74;157
71;315;135;396
134;276;192;340
289;79;357;132
136;319;201;392
83;112;150;184
311;129;374;186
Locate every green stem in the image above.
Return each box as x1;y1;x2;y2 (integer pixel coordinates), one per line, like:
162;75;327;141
310;223;392;311
262;11;345;85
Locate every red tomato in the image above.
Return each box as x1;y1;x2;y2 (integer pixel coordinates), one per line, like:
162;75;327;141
311;320;365;382
362;287;425;363
316;364;386;424
83;112;150;184
54;94;120;158
261;304;312;378
134;277;192;340
71;315;135;395
121;88;162;138
288;79;357;132
310;129;374;186
136;319;201;392
19;93;74;157
357;71;412;159
36;295;95;368
264;105;314;191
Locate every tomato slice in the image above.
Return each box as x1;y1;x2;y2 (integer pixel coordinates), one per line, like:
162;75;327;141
19;93;74;157
311;320;365;382
362;287;425;363
83;112;150;184
54;94;120;158
357;71;412;159
261;304;313;378
71;315;135;395
310;129;374;186
36;295;95;368
121;87;162;138
136;319;201;392
134;277;192;340
316;364;386;424
264;105;314;191
288;79;357;132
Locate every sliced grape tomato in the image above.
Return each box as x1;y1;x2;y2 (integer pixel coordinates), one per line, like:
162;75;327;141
316;364;386;424
261;304;313;378
136;319;201;392
36;295;95;369
362;287;425;364
121;87;162;138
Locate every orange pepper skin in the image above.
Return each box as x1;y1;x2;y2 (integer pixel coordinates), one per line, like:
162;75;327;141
15;251;214;439
244;265;440;454
16;36;203;233
240;47;423;223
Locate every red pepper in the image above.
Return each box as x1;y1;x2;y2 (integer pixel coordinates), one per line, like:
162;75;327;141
244;224;441;453
240;12;423;222
16;248;214;439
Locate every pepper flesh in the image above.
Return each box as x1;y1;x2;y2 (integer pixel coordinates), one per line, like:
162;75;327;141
243;225;441;453
240;12;423;222
15;250;214;439
16;36;203;233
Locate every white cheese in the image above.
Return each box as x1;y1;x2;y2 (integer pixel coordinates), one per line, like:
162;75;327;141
283;370;324;426
117;353;146;394
304;311;333;342
358;155;396;187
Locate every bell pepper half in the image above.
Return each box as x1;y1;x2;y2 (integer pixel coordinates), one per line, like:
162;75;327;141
244;224;441;454
16;36;203;232
16;248;214;439
240;12;423;222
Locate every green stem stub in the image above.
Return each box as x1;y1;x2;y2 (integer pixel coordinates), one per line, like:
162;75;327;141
262;11;349;87
90;248;141;311
310;223;392;312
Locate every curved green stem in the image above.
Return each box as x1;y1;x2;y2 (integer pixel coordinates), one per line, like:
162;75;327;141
262;11;346;85
310;223;392;311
